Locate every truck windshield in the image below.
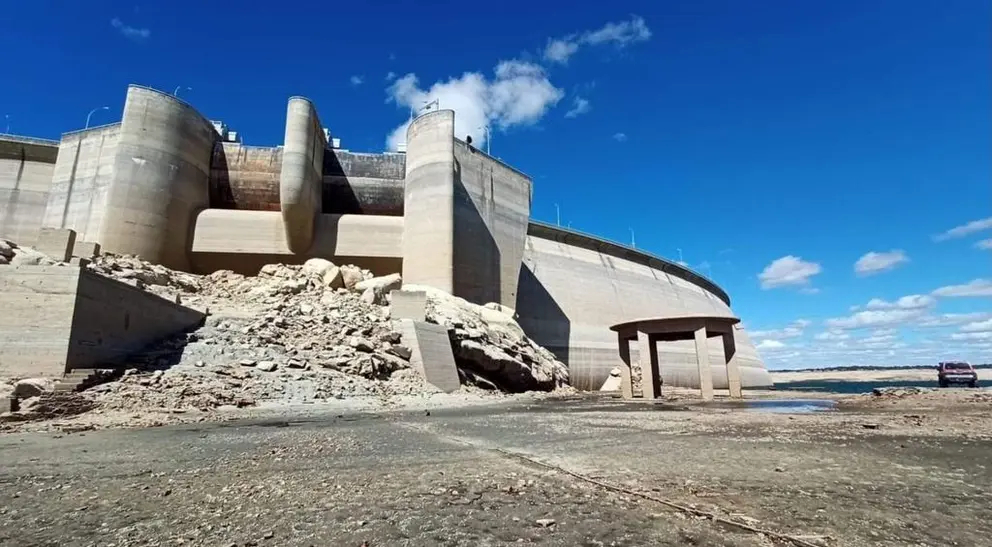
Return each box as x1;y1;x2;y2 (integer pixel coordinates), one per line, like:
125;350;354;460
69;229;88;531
943;363;971;370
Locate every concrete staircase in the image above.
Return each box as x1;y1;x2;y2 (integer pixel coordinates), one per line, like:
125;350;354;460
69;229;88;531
53;369;118;393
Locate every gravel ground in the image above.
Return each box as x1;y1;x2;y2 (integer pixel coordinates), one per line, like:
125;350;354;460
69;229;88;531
2;389;991;546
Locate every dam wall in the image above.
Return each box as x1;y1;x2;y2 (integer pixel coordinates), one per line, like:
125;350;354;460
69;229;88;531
402;110;457;294
189;209;402;275
105;86;217;270
210;143;282;211
517;223;770;391
322;150;405;216
42;124;122;245
452;139;531;308
0;136;59;243
278;97;326;254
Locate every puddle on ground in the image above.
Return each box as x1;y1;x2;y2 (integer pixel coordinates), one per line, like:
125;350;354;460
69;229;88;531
740;399;837;414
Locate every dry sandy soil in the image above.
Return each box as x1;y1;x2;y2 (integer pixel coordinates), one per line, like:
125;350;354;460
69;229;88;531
1;383;991;547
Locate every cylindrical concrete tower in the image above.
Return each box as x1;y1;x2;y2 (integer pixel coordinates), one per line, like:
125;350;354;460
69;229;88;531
402;110;456;293
279;97;326;254
100;85;217;270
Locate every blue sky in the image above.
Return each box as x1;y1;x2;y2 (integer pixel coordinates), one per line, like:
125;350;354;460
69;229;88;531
1;1;989;368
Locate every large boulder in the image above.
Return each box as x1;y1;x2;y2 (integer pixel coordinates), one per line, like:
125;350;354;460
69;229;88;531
340;265;365;290
404;284;569;392
302;258;343;289
354;274;402;305
12;378;55;398
9;246;58;267
0;239;14;260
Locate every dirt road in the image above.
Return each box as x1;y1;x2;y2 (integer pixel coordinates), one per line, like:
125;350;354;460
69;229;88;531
1;391;990;546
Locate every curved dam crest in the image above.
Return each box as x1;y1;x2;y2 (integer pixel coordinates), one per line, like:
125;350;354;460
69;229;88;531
0;85;773;391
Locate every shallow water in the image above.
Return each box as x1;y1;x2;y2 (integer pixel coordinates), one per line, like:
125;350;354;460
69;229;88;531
742;399;837;413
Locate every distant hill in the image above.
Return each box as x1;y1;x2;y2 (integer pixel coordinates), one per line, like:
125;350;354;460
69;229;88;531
776;363;992;373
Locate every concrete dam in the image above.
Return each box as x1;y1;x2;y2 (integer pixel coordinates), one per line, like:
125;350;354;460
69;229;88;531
0;85;772;391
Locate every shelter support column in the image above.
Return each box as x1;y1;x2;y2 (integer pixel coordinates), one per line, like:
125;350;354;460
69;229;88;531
638;330;660;399
722;331;743;398
694;327;714;401
617;333;633;399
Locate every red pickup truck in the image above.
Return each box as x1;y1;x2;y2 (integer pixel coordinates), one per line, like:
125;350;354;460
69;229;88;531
937;362;979;388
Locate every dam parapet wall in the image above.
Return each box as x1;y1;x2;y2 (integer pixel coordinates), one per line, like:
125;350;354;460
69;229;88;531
0;136;60;243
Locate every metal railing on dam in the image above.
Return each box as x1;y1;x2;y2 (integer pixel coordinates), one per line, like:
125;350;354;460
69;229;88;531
527;220;731;306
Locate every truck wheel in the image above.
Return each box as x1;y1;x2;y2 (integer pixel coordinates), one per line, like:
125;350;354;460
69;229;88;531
969;381;977;388
939;379;948;388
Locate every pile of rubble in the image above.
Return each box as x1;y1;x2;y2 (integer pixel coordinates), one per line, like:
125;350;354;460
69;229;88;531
2;240;569;417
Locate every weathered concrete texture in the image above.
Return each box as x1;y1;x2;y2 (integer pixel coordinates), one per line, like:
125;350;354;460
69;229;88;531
103;86;217;270
516;230;771;391
34;227;76;262
0;264;204;379
452;140;531;308
279;97;326;254
322;150;406;216
0;136;58;244
191;210;402;258
68;268;205;369
210;143;282;211
74;241;102;259
390;290;427;321
0;266;80;378
396;319;461;393
402;110;456;293
42;124;122;245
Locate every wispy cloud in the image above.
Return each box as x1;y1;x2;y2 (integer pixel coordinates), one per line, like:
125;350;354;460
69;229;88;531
543;15;652;64
612;132;627;142
854;250;908;276
758;255;822;290
385;71;397;82
932;216;992;242
110;17;150;41
932;278;992;297
350;75;365;86
976;238;992;250
564;97;590;118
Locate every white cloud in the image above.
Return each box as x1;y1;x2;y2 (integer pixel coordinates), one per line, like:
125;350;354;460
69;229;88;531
871;328;898;336
918;312;992;328
865;294;936;310
350;75;364;86
564;97;591;118
612;132;627;142
949;332;992;341
933;217;992;241
543;15;652;64
111;17;150;40
544;39;580;64
814;330;851;341
976;239;992;250
758;256;822;289
854;250;909;276
860;333;899;345
750;319;810;340
960;319;992;333
384;61;564;151
825;308;927;330
932;279;992;298
385;71;397;82
756;339;786;350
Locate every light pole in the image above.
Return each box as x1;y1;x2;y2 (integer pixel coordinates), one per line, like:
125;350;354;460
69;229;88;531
3;114;9;134
85;106;110;129
173;86;192;97
677;248;684;263
629;227;636;248
482;126;491;155
554;203;560;226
